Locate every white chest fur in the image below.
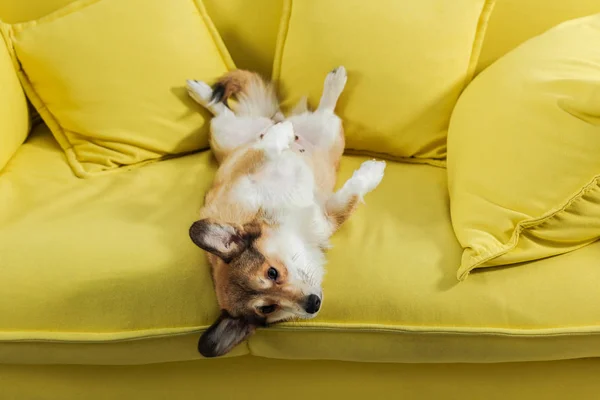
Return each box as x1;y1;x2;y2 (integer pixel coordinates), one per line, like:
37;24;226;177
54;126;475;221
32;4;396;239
230;149;316;214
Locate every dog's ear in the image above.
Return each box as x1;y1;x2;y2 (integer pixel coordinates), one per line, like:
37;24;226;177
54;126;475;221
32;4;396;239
189;219;252;263
198;311;264;358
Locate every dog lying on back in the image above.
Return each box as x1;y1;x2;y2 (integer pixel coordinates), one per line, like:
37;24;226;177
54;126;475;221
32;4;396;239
186;67;385;357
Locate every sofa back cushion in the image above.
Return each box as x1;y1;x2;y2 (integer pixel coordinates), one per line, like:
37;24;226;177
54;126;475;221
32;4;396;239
273;0;495;166
477;0;600;73
3;0;234;177
203;0;283;78
448;13;600;280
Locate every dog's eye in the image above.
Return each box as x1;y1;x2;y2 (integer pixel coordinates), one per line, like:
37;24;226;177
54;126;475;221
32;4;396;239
267;267;278;280
260;305;276;314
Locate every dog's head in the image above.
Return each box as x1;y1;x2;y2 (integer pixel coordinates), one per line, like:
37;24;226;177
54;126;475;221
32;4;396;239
189;218;324;357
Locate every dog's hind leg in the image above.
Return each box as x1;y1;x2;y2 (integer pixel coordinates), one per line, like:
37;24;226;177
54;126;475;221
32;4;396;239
317;66;347;113
290;96;309;115
325;160;386;231
187;79;233;117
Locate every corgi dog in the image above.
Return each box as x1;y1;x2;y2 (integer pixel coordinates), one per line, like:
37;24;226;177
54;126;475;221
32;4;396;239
186;67;385;357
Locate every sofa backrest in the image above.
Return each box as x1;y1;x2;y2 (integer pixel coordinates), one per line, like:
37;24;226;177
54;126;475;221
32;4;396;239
0;0;282;78
1;0;599;77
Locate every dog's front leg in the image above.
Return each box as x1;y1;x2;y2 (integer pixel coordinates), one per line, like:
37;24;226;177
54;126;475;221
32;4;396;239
186;79;232;117
325;160;386;231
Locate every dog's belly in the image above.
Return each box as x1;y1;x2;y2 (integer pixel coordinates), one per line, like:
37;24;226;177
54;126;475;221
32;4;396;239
288;112;342;151
230;151;316;214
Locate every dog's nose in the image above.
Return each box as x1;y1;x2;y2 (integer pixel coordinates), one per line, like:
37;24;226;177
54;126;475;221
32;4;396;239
304;294;321;314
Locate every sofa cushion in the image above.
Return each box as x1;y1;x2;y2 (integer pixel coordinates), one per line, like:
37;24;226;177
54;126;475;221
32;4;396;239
448;14;600;280
2;127;600;365
2;0;234;178
477;0;600;72
273;0;495;165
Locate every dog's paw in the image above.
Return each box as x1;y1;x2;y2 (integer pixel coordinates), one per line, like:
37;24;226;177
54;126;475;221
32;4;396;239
186;79;213;105
324;66;347;96
349;160;386;197
261;121;295;153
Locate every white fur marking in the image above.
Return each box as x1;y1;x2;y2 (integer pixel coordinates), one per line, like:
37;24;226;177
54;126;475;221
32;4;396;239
186;79;229;116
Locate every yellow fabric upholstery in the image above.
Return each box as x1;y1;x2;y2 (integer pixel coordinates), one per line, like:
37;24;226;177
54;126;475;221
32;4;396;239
273;0;495;165
0;0;282;78
448;14;600;280
3;0;234;177
0;127;217;341
0;28;28;171
3;357;600;400
204;0;283;77
4;1;600;394
0;0;75;22
478;0;600;73
3;127;600;365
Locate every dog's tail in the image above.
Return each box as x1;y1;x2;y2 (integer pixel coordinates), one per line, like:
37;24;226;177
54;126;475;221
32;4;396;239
211;70;281;119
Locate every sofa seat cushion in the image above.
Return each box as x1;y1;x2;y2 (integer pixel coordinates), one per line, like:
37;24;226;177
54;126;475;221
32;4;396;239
2;126;600;365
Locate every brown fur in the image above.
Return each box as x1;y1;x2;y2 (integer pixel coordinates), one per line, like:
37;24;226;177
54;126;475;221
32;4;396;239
215;70;253;99
212;69;266;105
202;232;305;314
328;194;360;230
202;148;267;222
208;70;279;164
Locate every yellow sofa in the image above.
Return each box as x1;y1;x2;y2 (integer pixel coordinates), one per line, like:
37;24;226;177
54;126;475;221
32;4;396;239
2;0;600;398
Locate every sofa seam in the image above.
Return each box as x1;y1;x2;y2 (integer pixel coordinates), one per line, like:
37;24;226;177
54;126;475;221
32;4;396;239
344;148;446;168
4;322;600;344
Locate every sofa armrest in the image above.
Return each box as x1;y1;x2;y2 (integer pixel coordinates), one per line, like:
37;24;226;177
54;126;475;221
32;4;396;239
0;25;29;172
